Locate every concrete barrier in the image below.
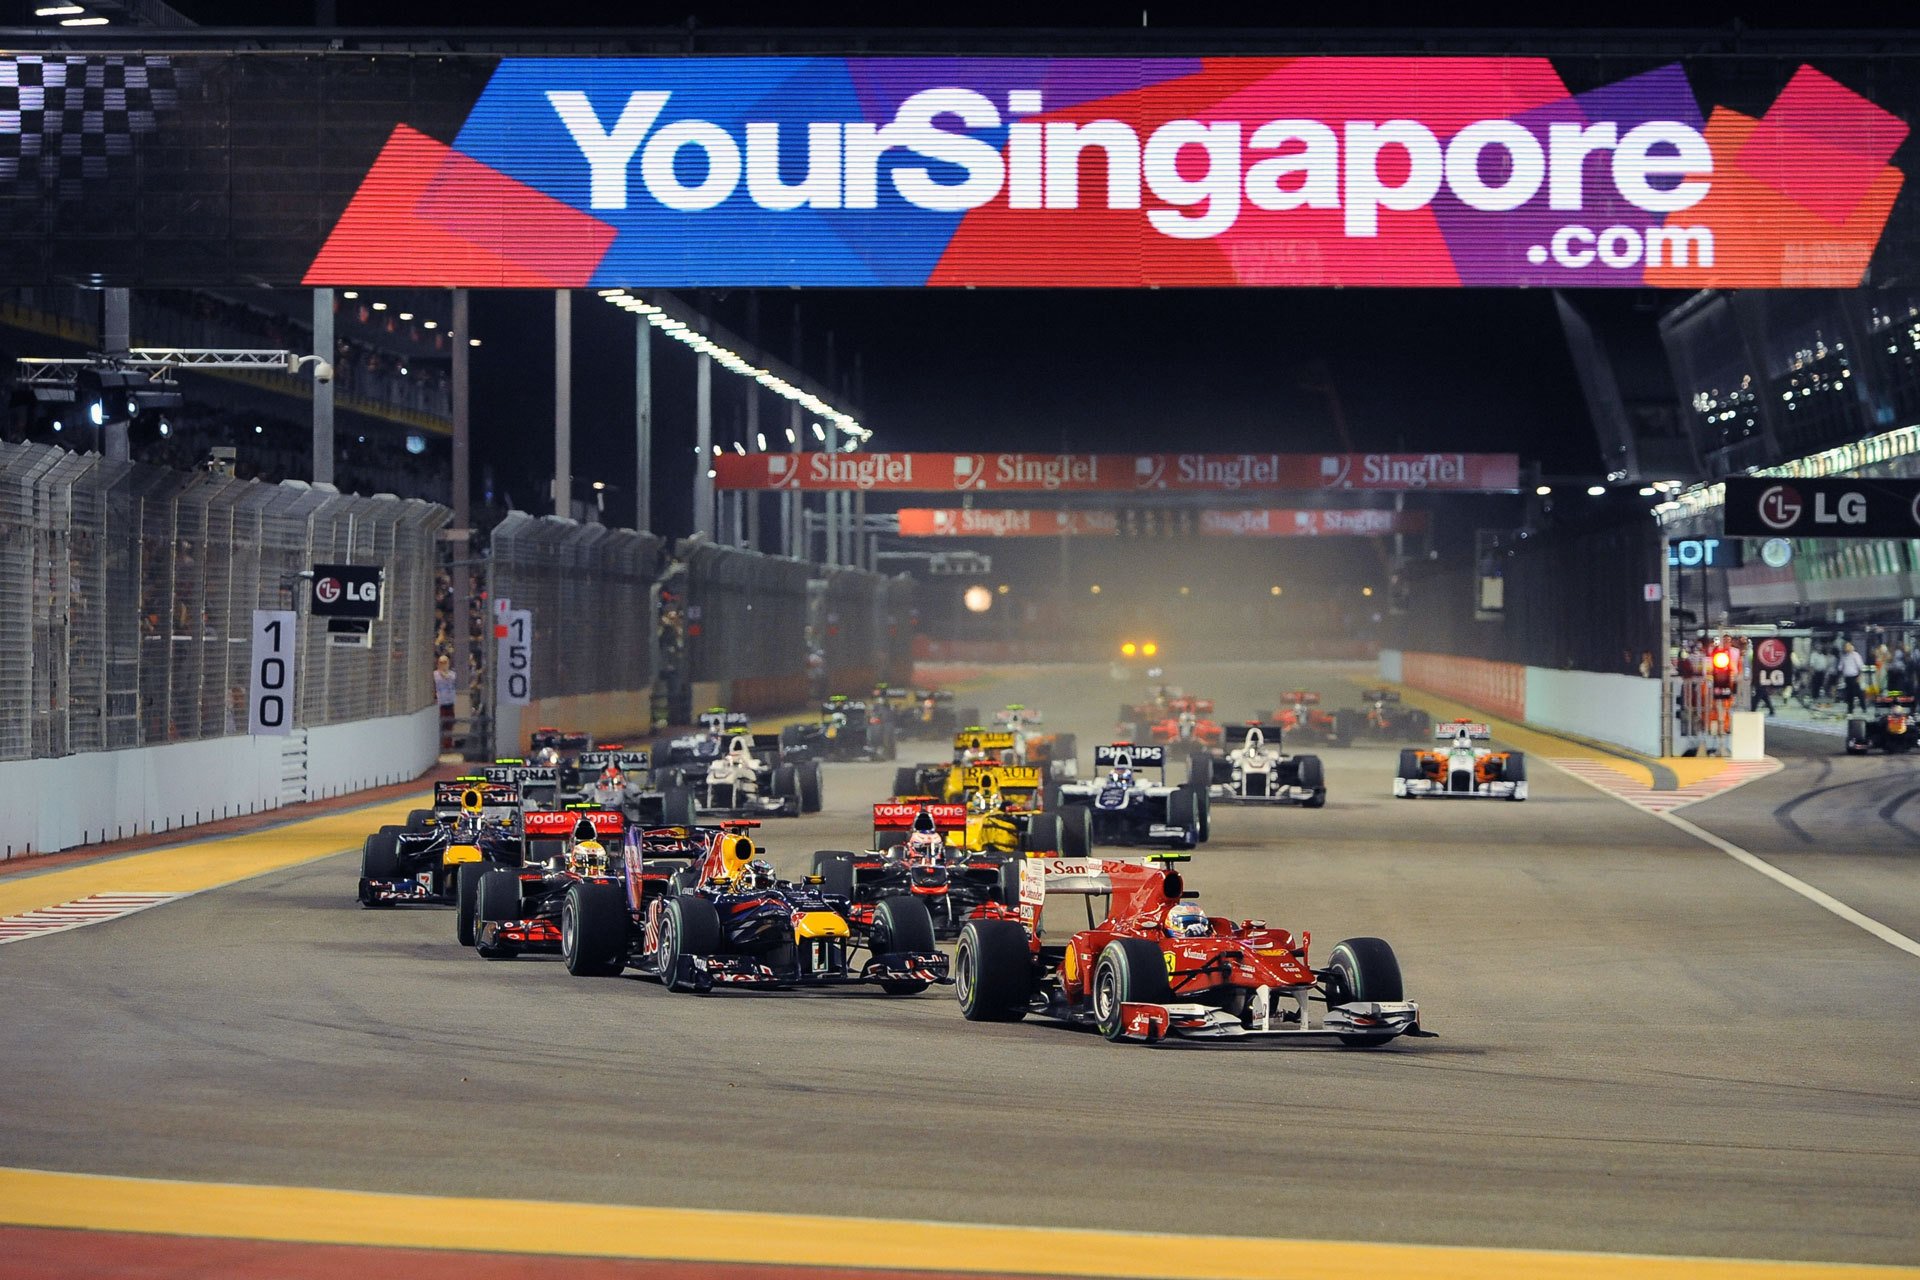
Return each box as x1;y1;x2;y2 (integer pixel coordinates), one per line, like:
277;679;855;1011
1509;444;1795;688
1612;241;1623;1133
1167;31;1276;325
1386;650;1661;757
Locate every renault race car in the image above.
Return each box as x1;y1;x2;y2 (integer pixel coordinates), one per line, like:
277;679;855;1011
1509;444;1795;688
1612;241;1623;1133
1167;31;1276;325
1055;744;1204;850
953;853;1427;1046
1203;723;1326;808
357;779;523;911
780;695;898;763
893;728;1021;802
1274;691;1359;747
1846;693;1920;755
912;764;1090;857
1394;721;1528;800
1352;689;1432;741
620;822;950;994
811;804;1022;939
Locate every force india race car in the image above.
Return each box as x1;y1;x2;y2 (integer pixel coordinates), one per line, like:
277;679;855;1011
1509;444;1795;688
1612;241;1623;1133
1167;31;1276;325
1203;723;1326;808
810;803;1023;939
1846;693;1920;755
1055;745;1205;850
992;704;1079;781
1394;721;1528;800
952;854;1427;1046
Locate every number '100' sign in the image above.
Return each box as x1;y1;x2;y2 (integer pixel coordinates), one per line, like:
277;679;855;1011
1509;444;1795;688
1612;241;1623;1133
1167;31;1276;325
497;610;533;707
249;609;297;736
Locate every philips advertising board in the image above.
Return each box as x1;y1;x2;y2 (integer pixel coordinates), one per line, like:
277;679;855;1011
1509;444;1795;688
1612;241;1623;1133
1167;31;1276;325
2;52;1913;288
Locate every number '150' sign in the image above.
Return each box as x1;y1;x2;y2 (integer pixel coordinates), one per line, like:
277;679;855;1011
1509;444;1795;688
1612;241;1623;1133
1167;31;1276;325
497;610;533;707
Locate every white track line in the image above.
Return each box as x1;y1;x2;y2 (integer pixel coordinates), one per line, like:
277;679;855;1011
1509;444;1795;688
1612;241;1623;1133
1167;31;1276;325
1543;757;1920;959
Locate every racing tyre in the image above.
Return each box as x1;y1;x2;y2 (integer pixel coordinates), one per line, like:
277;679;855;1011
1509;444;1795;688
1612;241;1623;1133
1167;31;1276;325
773;765;801;813
1406;710;1432;738
357;832;400;908
562;882;629;977
405;808;436;831
1186;749;1212;793
659;894;722;993
1395;749;1423;798
1325;936;1404;1048
1503;753;1528;800
1333;709;1361;748
1060;804;1093;858
1845;720;1868;754
800;760;824;813
1165;787;1199;848
1295;755;1327;808
1053;733;1078;775
870;896;937;995
662;785;697;827
891;766;921;797
813;851;856;901
995;855;1024;909
474;869;522;959
1023;811;1066;855
454;862;484;945
1092;938;1174;1043
955;919;1031;1022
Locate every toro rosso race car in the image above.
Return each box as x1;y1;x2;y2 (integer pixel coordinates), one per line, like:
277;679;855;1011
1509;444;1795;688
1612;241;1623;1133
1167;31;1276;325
1147;698;1226;749
1055;745;1204;850
953;854;1427;1046
1846;693;1920;754
1352;689;1432;741
626;823;950;994
810;803;1022;939
780;695;898;763
1394;721;1528;800
1203;724;1326;808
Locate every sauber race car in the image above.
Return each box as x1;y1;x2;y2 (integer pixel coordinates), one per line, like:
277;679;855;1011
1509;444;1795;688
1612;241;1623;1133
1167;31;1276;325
1203;723;1326;808
1273;691;1359;748
1055;745;1205;850
811;804;1022;939
1846;693;1920;755
780;695;898;762
617;823;950;994
953;854;1427;1046
1351;688;1432;741
469;811;712;970
1394;721;1528;800
358;779;522;912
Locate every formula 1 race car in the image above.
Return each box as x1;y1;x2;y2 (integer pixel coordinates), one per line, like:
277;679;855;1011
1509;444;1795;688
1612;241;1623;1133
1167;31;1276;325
906;764;1089;857
655;713;822;818
893;728;1019;802
779;695;898;763
1203;723;1326;808
893;687;959;740
1846;693;1920;754
526;727;592;768
570;749;699;827
1274;691;1359;748
992;704;1079;781
1055;744;1205;850
616;823;950;994
811;804;1022;939
357;779;523;911
953;854;1427;1046
1351;689;1432;741
1146;698;1226;750
1393;721;1528;800
654;709;752;771
468;812;714;969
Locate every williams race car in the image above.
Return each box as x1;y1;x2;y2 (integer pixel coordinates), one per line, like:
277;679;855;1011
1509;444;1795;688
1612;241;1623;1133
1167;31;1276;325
1203;723;1326;808
1055;744;1205;850
953;853;1427;1046
1846;693;1920;755
1393;721;1527;800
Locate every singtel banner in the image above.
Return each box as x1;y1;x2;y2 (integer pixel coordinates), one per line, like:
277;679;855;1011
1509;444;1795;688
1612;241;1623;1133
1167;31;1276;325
1;53;1912;288
898;507;1426;536
717;452;1517;493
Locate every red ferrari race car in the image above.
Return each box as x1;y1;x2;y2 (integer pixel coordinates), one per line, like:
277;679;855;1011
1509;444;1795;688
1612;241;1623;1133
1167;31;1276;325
1273;691;1359;747
953;854;1426;1046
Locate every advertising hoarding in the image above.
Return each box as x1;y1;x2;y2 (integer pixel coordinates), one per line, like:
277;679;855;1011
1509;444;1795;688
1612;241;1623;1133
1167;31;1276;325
1722;475;1920;538
716;452;1518;492
897;507;1428;535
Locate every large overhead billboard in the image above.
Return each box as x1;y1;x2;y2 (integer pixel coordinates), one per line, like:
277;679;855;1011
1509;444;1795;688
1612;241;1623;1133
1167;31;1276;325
2;52;1913;288
714;451;1519;492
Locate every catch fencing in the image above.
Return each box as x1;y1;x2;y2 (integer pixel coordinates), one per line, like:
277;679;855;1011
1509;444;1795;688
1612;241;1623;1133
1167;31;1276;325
817;567;915;696
0;440;447;763
486;512;663;702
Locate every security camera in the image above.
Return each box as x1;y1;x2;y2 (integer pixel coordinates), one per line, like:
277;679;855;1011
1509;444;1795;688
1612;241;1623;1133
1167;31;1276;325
314;360;334;384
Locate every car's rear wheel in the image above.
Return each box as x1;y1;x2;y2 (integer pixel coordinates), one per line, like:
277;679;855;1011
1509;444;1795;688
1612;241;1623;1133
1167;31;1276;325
773;765;800;811
1165;787;1198;847
870;896;936;995
562;882;629;977
995;855;1024;910
1023;810;1066;855
955;919;1032;1022
454;861;484;945
474;869;522;959
358;832;400;908
1093;938;1173;1042
1059;804;1093;857
812;851;856;901
662;785;696;827
1395;749;1423;797
1504;752;1528;799
800;760;824;813
405;808;436;831
1325;936;1404;1048
660;894;722;993
1296;755;1327;808
891;766;920;797
1845;720;1868;753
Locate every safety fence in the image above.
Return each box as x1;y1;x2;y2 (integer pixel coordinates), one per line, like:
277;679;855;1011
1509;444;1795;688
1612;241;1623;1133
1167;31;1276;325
815;566;915;697
679;542;813;713
1399;652;1528;723
487;512;663;702
0;440;446;764
1385;649;1663;757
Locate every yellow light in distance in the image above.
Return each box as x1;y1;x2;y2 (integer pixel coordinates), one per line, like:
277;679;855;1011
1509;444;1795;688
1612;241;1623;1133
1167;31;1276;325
1121;642;1138;657
1142;642;1159;657
963;585;993;614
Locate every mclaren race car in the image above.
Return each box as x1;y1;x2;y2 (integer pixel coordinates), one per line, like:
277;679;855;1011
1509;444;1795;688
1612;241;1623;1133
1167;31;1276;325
1055;744;1205;850
1846;693;1920;755
1203;723;1326;808
811;804;1022;939
1394;721;1527;800
953;854;1427;1046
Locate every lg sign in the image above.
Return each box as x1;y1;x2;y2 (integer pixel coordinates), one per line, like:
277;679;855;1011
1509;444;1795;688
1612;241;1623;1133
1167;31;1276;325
309;563;384;619
1725;477;1920;539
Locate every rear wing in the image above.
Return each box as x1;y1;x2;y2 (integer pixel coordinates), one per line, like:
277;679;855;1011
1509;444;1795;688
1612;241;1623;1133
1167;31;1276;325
1237;722;1288;742
1017;855;1154;905
914;689;954;702
953;729;1018;754
1875;692;1917;708
1092;743;1166;772
993;707;1041;725
1168;697;1215;714
1281;691;1322;706
576;749;652;773
521;807;624;839
873;801;967;834
751;732;784;753
433;780;520;810
954;764;1044;795
821;699;869;714
1436;722;1492;741
528;728;593;752
1359;688;1400;703
698;710;752;732
484;763;559;787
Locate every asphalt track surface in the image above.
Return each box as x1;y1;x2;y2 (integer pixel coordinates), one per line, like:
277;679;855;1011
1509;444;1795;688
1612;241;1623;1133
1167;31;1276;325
2;662;1916;1269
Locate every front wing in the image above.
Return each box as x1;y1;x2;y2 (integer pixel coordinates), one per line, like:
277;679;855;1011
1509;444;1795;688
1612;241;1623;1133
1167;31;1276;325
1118;999;1425;1045
663;948;951;992
1393;776;1526;800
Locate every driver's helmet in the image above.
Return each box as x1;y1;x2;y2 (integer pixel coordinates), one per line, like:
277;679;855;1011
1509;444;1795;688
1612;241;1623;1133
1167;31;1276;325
726;734;752;761
959;736;987;764
1167;902;1211;937
597;764;624;789
1109;760;1133;785
531;745;561;767
906;829;945;863
740;858;777;891
968;781;1003;814
1177;710;1197;738
884;842;910;861
1244;726;1266;752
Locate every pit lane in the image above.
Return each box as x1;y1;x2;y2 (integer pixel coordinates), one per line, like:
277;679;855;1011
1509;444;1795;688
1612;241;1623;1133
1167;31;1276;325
0;661;1915;1269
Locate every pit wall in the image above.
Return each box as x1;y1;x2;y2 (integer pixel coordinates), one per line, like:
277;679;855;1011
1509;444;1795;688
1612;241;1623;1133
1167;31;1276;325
0;706;438;861
1383;650;1662;758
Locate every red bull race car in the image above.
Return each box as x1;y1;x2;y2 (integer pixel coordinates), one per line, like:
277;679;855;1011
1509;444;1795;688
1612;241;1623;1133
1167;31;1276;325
1846;693;1920;754
953;854;1426;1046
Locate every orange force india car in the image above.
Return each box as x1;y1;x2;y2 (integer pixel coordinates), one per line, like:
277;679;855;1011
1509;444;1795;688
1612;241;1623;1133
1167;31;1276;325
953;854;1426;1046
1393;721;1528;800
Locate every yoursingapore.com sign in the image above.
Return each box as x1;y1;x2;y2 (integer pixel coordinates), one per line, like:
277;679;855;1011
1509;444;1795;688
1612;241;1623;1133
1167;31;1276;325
305;55;1911;288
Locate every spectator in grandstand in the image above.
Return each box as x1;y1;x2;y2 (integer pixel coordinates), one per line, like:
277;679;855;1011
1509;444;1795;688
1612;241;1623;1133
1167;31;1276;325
1838;642;1867;713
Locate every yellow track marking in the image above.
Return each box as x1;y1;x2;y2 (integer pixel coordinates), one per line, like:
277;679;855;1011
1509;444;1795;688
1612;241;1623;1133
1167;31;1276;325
0;1168;1908;1280
0;800;417;920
